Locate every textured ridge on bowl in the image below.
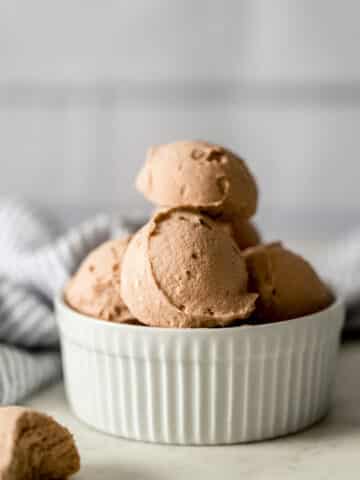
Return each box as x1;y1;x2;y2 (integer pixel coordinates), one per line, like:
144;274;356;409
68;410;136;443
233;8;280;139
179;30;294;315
56;298;344;444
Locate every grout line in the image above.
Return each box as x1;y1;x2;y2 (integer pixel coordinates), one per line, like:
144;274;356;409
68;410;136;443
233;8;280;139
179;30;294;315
1;81;360;108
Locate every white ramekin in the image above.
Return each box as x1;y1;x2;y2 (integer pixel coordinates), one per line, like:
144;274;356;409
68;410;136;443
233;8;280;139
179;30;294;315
56;298;344;444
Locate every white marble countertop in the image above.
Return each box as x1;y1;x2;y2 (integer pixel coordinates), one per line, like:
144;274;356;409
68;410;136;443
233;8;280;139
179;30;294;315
25;342;360;480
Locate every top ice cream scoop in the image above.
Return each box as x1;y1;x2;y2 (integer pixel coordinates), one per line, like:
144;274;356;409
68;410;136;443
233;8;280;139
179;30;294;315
121;207;258;328
136;140;258;219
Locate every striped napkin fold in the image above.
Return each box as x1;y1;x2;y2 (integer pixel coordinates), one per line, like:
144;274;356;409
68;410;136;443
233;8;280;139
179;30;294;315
0;199;130;404
314;229;360;334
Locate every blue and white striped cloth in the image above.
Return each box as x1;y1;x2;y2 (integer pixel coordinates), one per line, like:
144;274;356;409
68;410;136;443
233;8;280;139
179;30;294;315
315;229;360;334
0;200;130;404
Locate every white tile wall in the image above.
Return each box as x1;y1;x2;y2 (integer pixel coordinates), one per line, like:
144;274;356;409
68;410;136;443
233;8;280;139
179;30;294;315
1;0;360;236
2;0;360;84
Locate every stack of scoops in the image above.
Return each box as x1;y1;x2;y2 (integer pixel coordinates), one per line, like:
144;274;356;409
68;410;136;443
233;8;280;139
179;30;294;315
65;140;333;327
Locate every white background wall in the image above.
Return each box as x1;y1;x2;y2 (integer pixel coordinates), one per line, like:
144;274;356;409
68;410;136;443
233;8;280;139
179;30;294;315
1;0;360;236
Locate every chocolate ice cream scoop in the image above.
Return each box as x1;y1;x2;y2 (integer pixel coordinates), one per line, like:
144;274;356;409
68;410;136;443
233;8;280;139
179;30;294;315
136;140;258;219
65;236;134;323
121;208;258;328
0;407;80;480
244;242;333;322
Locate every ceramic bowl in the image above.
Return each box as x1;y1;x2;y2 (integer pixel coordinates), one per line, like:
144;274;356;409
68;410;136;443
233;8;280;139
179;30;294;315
56;298;344;444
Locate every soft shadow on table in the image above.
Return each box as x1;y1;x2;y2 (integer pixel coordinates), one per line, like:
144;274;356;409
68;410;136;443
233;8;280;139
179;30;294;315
273;411;358;446
76;463;164;480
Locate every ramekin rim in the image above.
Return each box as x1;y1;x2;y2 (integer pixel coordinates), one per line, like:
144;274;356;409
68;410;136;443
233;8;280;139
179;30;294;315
56;294;344;336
